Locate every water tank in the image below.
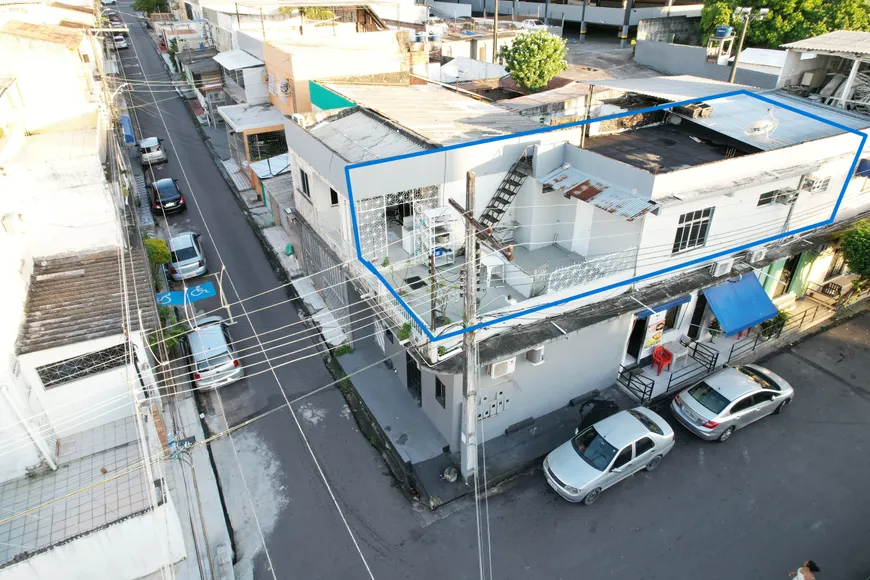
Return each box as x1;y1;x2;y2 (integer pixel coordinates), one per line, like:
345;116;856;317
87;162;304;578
715;25;733;37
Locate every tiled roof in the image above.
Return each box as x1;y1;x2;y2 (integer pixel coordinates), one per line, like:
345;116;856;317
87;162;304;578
1;20;83;49
17;248;158;354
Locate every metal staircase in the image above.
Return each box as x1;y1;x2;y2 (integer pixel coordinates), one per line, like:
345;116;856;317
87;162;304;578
478;153;532;231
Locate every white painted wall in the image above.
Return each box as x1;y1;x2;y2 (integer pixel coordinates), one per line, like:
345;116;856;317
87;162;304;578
0;497;186;580
371;0;429;22
242;66;269;104
18;335;136;438
426;0;472;18
0;378;45;483
423;312;635;451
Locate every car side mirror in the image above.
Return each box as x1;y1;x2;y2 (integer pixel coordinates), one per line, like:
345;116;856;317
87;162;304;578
611;466;624;473
574;427;579;436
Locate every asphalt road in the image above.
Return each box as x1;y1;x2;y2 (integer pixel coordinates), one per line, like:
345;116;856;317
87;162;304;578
117;10;870;579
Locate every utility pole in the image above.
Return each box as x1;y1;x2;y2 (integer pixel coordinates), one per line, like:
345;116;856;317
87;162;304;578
259;7;266;40
728;7;769;84
619;0;633;49
492;0;499;64
235;2;241;27
429;254;437;329
461;171;479;480
579;0;588;43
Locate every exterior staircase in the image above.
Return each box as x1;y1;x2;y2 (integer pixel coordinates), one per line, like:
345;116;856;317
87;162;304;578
478;153;532;231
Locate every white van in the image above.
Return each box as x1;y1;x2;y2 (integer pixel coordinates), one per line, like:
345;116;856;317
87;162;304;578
139;137;167;166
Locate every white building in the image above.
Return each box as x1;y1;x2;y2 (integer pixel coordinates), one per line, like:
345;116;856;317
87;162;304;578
0;16;185;578
283;74;870;477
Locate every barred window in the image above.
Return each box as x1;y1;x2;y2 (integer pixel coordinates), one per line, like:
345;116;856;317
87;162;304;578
672;207;713;254
36;344;128;388
246;130;287;162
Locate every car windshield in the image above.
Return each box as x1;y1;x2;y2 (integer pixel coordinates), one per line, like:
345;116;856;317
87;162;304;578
736;366;777;390
196;352;231;373
171;246;198;262
688;381;730;414
628;409;663;435
571;427;618;471
156;182;179;199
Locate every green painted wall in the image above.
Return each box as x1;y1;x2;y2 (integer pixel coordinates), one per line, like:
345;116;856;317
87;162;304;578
763;259;786;296
788;251;817;296
309;82;355;111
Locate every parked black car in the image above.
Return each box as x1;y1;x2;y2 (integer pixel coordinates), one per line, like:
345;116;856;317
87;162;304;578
150;178;187;215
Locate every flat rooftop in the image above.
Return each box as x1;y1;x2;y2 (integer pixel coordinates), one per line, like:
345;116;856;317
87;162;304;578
217;103;284;132
586;123;731;173
308;108;427;163
322;84;544;145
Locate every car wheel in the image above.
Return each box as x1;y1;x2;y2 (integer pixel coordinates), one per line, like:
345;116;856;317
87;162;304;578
582;488;601;506
717;427;735;443
774;398;791;414
646;455;663;472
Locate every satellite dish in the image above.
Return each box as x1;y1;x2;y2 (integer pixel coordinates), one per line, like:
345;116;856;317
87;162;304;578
744;108;778;140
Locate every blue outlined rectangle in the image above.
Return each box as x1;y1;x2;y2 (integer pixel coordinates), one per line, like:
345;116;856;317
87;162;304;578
343;89;867;342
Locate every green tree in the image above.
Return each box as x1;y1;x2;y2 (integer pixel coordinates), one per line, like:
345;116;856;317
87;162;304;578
841;220;870;281
144;236;170;278
132;0;168;14
498;30;567;93
699;0;870;48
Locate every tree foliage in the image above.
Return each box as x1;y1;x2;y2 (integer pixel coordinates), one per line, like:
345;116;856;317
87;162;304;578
132;0;168;15
498;30;567;93
700;0;870;48
841;220;870;280
144;236;170;277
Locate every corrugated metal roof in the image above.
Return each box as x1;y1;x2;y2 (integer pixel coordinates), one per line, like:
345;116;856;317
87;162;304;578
213;49;263;70
581;75;750;102
782;31;870;55
217;103;284;132
539;166;659;221
309;110;427;163
498;82;599;111
323;84;543;145
735;48;787;68
1;20;83;49
250;153;290;178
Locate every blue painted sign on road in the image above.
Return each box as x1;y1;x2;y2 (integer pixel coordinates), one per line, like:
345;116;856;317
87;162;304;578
155;282;217;307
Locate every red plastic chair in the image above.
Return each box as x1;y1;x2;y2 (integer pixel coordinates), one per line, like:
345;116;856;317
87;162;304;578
651;345;673;376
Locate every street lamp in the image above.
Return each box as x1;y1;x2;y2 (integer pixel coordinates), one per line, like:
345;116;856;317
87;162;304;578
729;6;770;83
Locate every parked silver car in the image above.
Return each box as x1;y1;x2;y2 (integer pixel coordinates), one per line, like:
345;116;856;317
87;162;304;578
186;316;244;390
139;137;166;166
544;407;675;505
168;232;207;281
670;364;794;443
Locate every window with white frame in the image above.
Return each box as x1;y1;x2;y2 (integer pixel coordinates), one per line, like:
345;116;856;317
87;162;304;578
757;190;777;206
672;208;713;254
801;175;831;194
299;169;311;200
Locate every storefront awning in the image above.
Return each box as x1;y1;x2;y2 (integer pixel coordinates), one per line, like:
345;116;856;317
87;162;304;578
636;295;691;319
120;115;135;144
213;49;263;71
703;275;778;336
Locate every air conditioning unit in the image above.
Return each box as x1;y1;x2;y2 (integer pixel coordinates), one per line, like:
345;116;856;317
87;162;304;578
488;357;516;379
710;258;734;277
774;189;798;205
525;346;545;366
748;248;767;264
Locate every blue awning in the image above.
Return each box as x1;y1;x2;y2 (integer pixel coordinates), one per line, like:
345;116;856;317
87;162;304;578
703;275;778;336
120;116;135;144
636;295;692;319
857;158;870;178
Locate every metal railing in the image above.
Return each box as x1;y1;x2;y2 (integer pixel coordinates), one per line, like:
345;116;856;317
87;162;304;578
727;303;827;363
666;342;719;394
616;364;655;406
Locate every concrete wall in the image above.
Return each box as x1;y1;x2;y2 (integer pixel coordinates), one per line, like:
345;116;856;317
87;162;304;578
0;499;186;580
776;51;832;90
242;66;269;104
634;40;778;89
18;335;137;438
427;312;635;450
636;15;700;44
426;0;472;18
473;0;702;25
370;0;429;23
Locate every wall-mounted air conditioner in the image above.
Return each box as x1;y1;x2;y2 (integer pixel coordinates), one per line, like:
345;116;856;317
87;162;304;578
711;258;734;277
525;346;545;366
748;248;767;264
774;189;798;205
488;357;516;379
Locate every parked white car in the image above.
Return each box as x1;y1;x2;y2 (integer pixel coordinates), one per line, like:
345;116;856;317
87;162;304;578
520;19;548;31
544;407;675;505
110;35;128;49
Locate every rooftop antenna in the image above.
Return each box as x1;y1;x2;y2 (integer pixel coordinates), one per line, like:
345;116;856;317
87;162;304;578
744;107;778;141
